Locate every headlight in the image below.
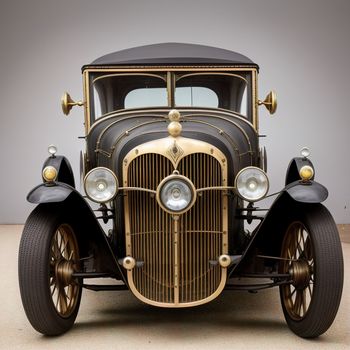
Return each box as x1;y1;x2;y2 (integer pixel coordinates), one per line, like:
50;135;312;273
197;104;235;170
84;167;118;203
156;174;196;214
235;166;269;202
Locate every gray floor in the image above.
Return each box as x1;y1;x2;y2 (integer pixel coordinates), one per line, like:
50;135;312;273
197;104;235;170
1;225;349;350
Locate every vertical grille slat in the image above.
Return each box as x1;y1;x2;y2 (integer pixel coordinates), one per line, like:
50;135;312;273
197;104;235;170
126;152;224;305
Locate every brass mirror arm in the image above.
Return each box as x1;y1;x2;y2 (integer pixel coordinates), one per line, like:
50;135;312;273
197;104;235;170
257;100;272;106
68;100;84;107
61;92;85;116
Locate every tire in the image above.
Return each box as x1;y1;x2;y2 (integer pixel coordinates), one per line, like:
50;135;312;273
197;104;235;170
18;204;82;335
279;203;343;338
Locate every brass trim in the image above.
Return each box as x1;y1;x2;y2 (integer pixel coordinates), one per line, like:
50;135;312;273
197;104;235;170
175;72;248;84
123;136;228;307
119;187;156;194
84;66;257;73
83;70;91;133
167;121;182;137
122;136;227;169
196;186;235;193
92;72;167;84
252;70;258;130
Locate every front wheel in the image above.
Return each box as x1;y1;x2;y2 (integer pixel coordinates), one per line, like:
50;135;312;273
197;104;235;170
18;205;82;335
279;204;343;338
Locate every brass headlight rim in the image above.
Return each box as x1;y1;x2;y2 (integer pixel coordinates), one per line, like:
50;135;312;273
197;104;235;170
42;165;58;183
83;166;119;203
234;166;269;202
156;174;197;215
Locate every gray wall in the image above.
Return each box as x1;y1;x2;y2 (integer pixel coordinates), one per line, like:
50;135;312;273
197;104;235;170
0;0;349;224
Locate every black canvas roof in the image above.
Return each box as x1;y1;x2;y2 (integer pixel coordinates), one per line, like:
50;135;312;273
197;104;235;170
84;43;258;68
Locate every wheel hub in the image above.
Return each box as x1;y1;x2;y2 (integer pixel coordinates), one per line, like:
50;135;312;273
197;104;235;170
56;259;74;286
289;260;311;290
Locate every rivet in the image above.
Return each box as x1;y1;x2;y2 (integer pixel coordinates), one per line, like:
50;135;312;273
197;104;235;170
135;149;139;155
210;148;214;154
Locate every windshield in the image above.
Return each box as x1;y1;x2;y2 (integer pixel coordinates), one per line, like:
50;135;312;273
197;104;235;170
89;71;252;122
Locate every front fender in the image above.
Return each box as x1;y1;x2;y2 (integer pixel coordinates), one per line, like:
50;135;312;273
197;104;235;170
231;180;328;274
285;180;328;203
26;183;125;281
27;182;74;203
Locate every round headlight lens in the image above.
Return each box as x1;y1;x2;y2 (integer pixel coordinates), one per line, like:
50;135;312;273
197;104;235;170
84;167;118;203
235;167;269;202
157;175;196;214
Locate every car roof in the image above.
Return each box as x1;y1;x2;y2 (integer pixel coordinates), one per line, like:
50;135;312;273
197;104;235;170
83;43;258;69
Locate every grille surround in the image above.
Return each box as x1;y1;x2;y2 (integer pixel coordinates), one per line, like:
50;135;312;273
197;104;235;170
123;136;228;307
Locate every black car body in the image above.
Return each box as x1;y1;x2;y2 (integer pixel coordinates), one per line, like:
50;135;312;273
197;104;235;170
19;43;343;338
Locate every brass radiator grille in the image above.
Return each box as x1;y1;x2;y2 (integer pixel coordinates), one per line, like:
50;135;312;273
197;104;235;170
124;148;227;307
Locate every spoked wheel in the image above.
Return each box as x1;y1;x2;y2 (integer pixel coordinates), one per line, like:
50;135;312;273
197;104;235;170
50;224;80;318
19;205;82;335
279;204;343;338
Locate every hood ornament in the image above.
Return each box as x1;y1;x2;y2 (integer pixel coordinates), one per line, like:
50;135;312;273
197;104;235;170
167;109;182;137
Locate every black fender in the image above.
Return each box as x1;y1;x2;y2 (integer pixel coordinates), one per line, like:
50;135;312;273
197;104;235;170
27;183;125;281
285;180;328;203
231;180;328;275
27;182;74;203
43;155;75;188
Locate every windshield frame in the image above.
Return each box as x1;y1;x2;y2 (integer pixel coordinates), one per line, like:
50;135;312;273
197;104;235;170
83;66;258;133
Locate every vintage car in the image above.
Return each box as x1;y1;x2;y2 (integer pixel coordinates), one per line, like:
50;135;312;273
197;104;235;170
19;43;343;338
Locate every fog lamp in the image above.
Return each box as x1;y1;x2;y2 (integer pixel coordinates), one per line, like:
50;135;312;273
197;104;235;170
157;174;196;214
299;165;314;182
84;167;118;203
42;166;58;182
235;167;269;202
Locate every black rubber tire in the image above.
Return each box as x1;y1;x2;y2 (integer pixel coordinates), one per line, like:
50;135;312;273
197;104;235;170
279;203;343;338
18;204;82;335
